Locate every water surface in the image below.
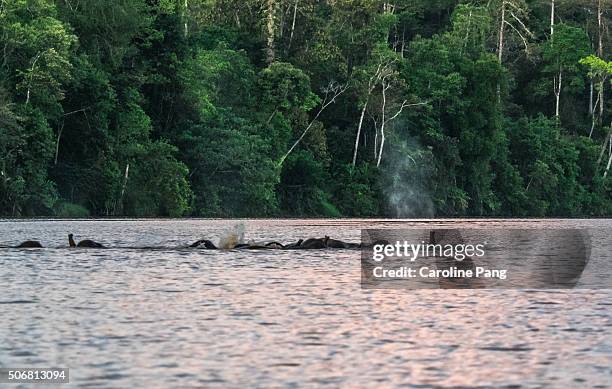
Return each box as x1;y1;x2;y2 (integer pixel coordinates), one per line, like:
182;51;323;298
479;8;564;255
1;219;611;388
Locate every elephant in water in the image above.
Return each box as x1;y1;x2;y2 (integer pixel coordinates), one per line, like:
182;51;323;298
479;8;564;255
15;240;43;248
189;239;218;249
69;234;106;248
189;240;285;250
188;236;359;250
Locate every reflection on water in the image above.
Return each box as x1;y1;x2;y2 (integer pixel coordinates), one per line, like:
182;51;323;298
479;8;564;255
0;219;611;387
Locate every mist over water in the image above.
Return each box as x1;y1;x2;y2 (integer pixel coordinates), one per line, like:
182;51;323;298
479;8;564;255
383;139;434;218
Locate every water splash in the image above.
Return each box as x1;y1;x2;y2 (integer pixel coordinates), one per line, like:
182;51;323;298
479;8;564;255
218;223;245;249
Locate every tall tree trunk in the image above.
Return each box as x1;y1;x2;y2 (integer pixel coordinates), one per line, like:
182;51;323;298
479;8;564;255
375;99;426;167
590;107;596;138
265;0;276;64
377;128;386;167
357;63;384;165
118;163;130;215
496;0;506;104
288;0;298;50
604;148;612;178
25;51;43;106
352;99;369;166
373;122;378;160
54;122;63;165
598;126;612;165
376;82;389;167
554;69;562;118
183;0;188;38
597;0;604;118
400;29;406;58
550;0;554;36
551;1;560;119
589;80;593;116
497;0;506;63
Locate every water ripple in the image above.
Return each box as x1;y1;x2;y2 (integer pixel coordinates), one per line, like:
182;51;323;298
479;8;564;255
0;219;610;387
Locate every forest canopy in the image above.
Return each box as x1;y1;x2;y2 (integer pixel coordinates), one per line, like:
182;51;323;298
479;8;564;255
0;0;611;217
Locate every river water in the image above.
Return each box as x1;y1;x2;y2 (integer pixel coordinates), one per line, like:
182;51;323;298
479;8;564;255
1;219;611;388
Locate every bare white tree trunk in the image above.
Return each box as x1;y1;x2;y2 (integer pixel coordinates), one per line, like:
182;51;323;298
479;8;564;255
265;0;276;64
604;132;612;178
373;118;378;160
352;99;369;166
496;0;506;103
550;0;554;36
598;126;612;165
25;51;43;105
377;129;386;167
376;80;389;167
288;0;298;50
589;80;594;116
118;163;130;215
597;0;604;118
497;0;506;63
550;0;561;119
554;69;562;118
352;64;385;166
374;90;427;167
55;122;63;165
183;0;188;38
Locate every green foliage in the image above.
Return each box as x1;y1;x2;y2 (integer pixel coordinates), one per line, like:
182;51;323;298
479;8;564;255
449;4;492;55
110;95;193;217
580;55;612;103
506;115;598;216
0;103;57;216
182;45;256;118
333;163;381;217
580;55;612;79
279;150;336;216
180;113;279;217
544;25;591;73
402;17;507;216
121;140;193;217
259;63;319;113
258;62;320;162
54;201;90;218
0;0;610;217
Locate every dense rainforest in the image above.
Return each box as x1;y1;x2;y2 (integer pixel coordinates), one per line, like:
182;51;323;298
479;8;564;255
0;0;611;218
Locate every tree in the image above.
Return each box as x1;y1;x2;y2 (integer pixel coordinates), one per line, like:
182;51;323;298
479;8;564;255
581;54;612;133
265;0;277;63
0;103;57;215
279;80;347;167
490;0;533;62
542;24;590;119
507;115;588;215
580;55;612;177
0;0;77;215
1;0;610;217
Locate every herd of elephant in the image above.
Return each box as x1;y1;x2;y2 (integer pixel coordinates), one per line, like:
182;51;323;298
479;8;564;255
7;234;362;250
